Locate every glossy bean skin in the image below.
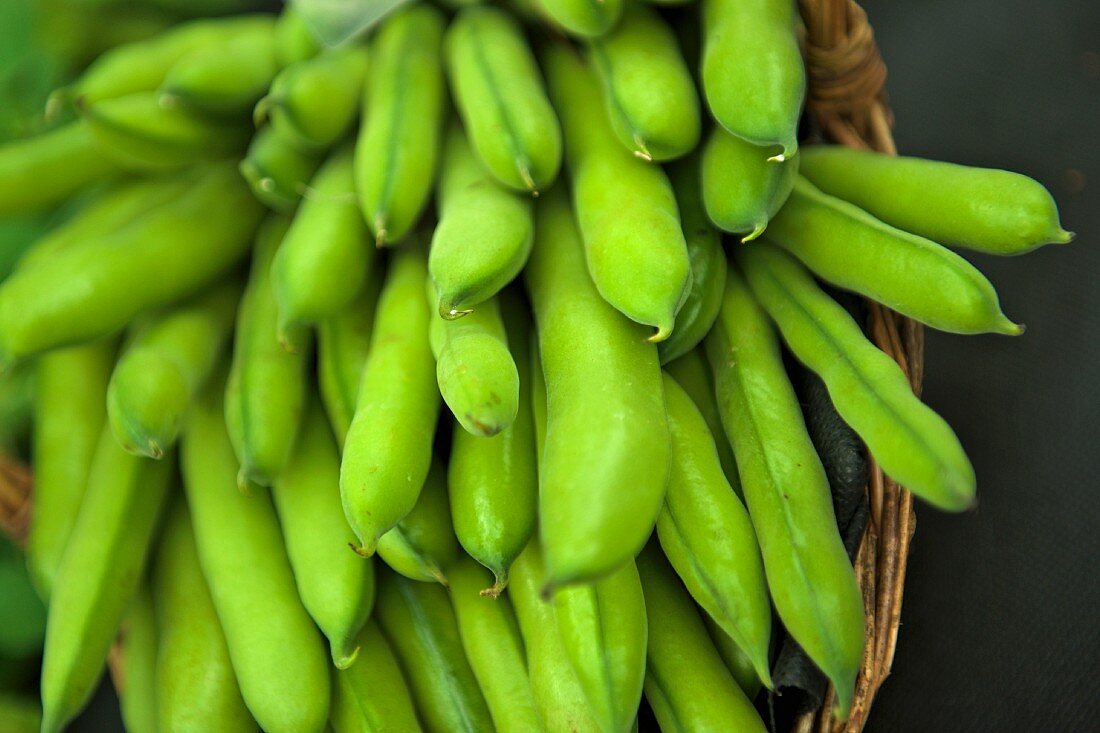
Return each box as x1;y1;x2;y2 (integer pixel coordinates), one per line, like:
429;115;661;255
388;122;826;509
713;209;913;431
353;5;446;245
701;126;799;239
663;348;739;491
183;373;330;733
340;247;440;555
703;616;764;698
153;501;256;733
702;0;804;158
224;216;310;487
658;155;727;364
107;279;239;458
636;545;768;733
587;2;700;162
118;587;158;733
768;177;1022;335
449;557;545;732
535;0;624;38
374;572;495;733
238;124;323;214
39;431;174;733
272;146;374;334
657;373;772;685
705;267;863;720
799;145;1073;254
274;5;320;67
738;244;978;511
376;459;459;585
544;43;690;341
445;7;561;192
429;124;535;319
329;621;423;733
272;400;376;668
525;186;670;586
26;341;116;598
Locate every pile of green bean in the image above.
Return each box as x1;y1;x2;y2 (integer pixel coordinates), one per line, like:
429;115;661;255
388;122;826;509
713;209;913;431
0;1;1072;732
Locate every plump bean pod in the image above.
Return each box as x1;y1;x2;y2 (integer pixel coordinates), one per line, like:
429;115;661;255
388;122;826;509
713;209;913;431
658;373;773;685
587;2;701;162
799;145;1073;254
152;500;256;733
429;124;535;318
183;373;330;733
316;269;381;445
658;155;727;364
0;161;261;368
26;341;115;598
663;348;739;491
0;121;118;216
445;7;562;192
637;544;768;733
430;291;520;437
272;146;375;335
118;587;158;733
701;126;799;239
272;399;376;668
353;4;446;246
705;267;864;720
274;5;320;67
529;333;548;458
260;44;370;150
81;92;251;171
553;560;647;733
525;186;670;586
535;0;624;37
701;0;805;158
508;542;602;733
703;615;764;698
160;19;278;114
340;246;440;555
107;279;240;458
376;458;459;585
738;244;978;511
224;216;310;487
374;572;495;733
767;177;1023;335
39;432;174;733
543;43;690;341
448;294;538;594
238;124;323;214
449;556;545;732
330;621;423;733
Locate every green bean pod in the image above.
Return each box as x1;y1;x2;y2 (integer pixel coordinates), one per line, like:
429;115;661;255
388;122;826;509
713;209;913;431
705;267;864;720
224;215;310;487
553;560;647;733
340;246;440;555
766;177;1022;335
543;43;690;341
239;124;323;214
375;572;495;733
26;341;115;598
657;373;773;685
429;124;535;319
118;587;158;733
261;44;370;150
701;126;799;239
587;2;701;162
535;0;624;37
271;146;375;335
739;244;978;511
107;279;240;458
274;5;320;67
152;500;256;733
353;4;446;245
330;621;423;733
183;373;330;733
636;545;768;733
449;557;545;732
658;155;727;364
376;458;459;585
0;162;262;367
39;432;174;733
702;0;805;158
525;186;670;586
703;615;764;699
445;7;562;192
272;399;376;668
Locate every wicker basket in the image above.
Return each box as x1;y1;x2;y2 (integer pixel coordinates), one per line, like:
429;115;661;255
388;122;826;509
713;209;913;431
0;1;917;729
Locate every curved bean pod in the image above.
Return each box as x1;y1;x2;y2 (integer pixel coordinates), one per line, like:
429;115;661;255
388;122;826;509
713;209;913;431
535;0;624;38
703;615;765;698
663;348;739;492
701;126;799;239
330;621;423;733
238;124;323;214
118;588;158;733
274;5;320;67
376;458;459;585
